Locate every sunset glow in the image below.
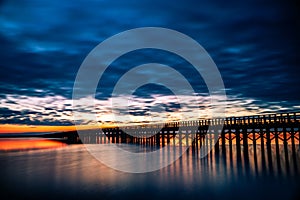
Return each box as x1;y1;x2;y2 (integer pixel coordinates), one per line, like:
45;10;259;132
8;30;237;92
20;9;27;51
0;124;75;134
0;124;120;134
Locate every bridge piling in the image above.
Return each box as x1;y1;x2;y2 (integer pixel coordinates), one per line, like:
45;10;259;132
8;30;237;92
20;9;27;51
65;113;300;164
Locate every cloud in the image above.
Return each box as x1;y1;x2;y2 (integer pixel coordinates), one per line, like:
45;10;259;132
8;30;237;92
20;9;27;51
0;0;299;126
0;92;298;126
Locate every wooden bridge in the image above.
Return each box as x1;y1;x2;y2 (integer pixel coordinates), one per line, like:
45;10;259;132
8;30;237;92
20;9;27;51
76;112;300;150
75;112;300;172
5;112;299;149
37;112;298;174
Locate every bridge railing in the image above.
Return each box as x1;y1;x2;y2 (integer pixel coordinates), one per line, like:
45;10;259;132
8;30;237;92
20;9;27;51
223;112;300;126
191;112;299;126
110;112;300;130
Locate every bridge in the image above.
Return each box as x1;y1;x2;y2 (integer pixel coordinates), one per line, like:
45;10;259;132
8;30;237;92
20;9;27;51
39;112;300;156
78;112;299;145
37;112;299;173
74;112;300;173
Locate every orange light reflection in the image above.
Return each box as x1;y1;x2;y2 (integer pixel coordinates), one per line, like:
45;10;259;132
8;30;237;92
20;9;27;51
0;138;67;151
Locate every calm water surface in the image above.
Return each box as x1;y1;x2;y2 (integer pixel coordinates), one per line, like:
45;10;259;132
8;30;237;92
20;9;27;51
0;142;300;200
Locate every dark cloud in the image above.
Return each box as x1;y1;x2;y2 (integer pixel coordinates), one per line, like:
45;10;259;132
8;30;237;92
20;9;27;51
0;107;73;125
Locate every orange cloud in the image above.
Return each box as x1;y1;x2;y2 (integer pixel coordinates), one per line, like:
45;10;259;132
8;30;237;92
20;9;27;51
0;124;117;134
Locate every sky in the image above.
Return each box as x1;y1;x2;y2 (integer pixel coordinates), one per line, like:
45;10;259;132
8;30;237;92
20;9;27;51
0;0;299;132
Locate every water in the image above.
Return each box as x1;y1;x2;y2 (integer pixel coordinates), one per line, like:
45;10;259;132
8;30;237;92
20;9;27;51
0;142;300;200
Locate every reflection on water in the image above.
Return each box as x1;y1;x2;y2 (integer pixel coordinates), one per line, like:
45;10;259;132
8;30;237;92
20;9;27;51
0;140;300;200
0;138;66;151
